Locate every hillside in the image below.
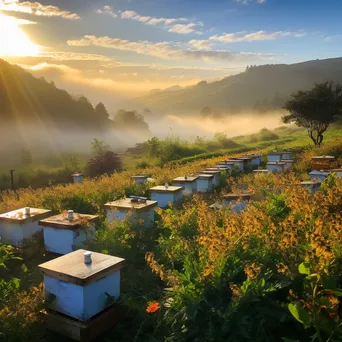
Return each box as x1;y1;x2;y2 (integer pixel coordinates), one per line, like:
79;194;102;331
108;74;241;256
135;57;342;114
0;59;111;132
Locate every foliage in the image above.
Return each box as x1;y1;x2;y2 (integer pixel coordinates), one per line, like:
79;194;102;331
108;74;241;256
114;109;151;134
283;82;342;146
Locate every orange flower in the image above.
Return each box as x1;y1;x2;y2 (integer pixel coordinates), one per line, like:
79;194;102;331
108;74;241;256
146;301;160;313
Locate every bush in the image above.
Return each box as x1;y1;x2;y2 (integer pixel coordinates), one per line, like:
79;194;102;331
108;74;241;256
86;151;122;177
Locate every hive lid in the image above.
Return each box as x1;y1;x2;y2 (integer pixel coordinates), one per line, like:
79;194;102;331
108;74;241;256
268;152;285;155
301;181;321;185
267;162;286;165
206;167;228;171
173;176;199;183
253;169;269;173
223;193;253;200
38;249;125;286
311;155;335;160
0;208;52;225
309;170;329;175
39;213;98;230
149;185;183;193
238;157;253;160
200;170;221;175
197;174;214;179
131;174;151;179
104;198;158;211
71;173;83;177
226;159;244;163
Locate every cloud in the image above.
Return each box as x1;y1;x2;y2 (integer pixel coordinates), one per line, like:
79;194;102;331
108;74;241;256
97;5;201;34
210;30;306;42
168;23;202;35
234;0;266;4
39;51;114;62
67;35;277;62
188;39;213;50
0;0;80;19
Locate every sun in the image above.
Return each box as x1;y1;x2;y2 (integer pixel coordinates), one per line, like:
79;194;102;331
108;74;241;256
0;14;41;57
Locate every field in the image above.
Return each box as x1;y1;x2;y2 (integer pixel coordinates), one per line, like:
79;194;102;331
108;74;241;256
1;132;342;342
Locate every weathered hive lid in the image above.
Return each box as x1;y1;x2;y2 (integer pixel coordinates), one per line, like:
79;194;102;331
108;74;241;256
173;176;199;183
131;174;151;179
206;167;228;171
329;168;342;172
309;170;329;175
253;169;269;173
0;208;52;225
149;185;183;193
71;173;83;177
311;155;335;160
268;152;284;155
300;181;321;185
200;170;221;175
227;159;244;163
282;159;295;163
217;161;235;165
197;173;214;179
39;213;98;230
104;198;158;211
223;193;253;201
38;249;125;286
238;156;253;160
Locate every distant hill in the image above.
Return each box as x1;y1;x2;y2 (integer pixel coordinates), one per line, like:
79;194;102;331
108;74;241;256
0;59;111;132
135;57;342;114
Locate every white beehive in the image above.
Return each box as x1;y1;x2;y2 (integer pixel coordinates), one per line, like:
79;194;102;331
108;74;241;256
282;159;295;169
216;162;235;170
131;175;150;184
309;171;330;182
300;181;321;194
267;161;286;173
0;207;52;245
39;212;98;255
226;159;244;171
237;157;253;166
172;176;199;196
38;249;125;321
250;154;262;166
71;173;84;184
199;170;221;186
329;168;342;178
197;174;214;192
223;193;252;214
104;198;158;228
149;185;183;208
267;152;283;162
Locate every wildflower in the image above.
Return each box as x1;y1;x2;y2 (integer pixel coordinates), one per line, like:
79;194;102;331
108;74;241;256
146;301;160;313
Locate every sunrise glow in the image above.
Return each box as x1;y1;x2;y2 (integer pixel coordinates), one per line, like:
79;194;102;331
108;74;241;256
0;14;40;57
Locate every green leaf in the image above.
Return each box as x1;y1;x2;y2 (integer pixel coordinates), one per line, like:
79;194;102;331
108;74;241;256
321;275;336;289
101;249;109;255
288;303;311;328
298;262;311;275
282;338;299;342
21;264;28;273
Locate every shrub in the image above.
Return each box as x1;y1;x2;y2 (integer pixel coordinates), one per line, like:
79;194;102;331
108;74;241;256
86;151;122;177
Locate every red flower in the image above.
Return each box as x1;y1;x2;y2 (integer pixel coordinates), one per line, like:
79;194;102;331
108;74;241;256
146;301;160;313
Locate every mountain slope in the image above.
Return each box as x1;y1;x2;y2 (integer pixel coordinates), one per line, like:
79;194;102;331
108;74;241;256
135;57;342;114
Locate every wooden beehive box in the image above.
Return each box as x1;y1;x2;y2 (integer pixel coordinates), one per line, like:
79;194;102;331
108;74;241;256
72;173;84;184
282;159;295;169
38;249;125;321
0;207;52;245
149;185;183;208
309;170;330;182
267;152;284;162
216;162;235;170
311;156;336;171
172;176;199;196
39;212;98;255
300;181;321;194
223;193;253;214
131;175;150;184
104;198;157;228
226;159;244;171
199;170;221;186
267;161;286;173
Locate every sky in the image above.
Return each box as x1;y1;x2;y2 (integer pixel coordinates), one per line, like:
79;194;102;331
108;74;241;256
1;0;342;107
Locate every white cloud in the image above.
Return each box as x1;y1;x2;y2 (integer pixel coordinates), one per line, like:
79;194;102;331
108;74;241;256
168;23;202;35
40;51;114;62
234;0;266;4
210;30;306;42
188;39;213;50
0;0;80;19
67;35;277;62
97;6;201;34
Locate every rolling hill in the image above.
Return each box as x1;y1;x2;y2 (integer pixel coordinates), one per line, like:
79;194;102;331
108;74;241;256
135;57;342;115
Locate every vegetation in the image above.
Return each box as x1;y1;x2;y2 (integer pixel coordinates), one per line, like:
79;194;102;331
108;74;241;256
0;136;342;341
283;82;342;146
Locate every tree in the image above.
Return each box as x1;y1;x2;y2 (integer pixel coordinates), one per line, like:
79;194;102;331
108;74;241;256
114;110;150;133
86;151;122;177
283;82;342;146
91;138;109;155
94;102;109;121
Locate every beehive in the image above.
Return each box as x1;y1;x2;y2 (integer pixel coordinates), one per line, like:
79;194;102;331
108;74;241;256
267;152;284;162
131;175;150;184
72;173;84;184
248;154;262;166
300;181;321;194
172;176;199;196
197;174;214;192
237;157;253;166
226;159;244;171
281;152;293;160
253;169;269;174
104;198;157;228
222;193;252;214
311;156;336;171
216;162;235;170
0;207;52;245
329;168;342;178
199;170;221;186
39;212;98;255
149;185;183;208
282;159;295;169
38;249;125;321
309;170;330;182
267;161;285;173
